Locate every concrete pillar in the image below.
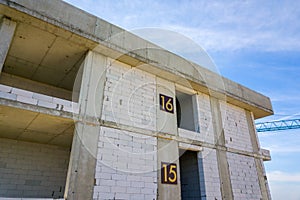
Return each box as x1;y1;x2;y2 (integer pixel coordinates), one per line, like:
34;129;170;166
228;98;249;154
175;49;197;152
156;78;181;199
210;97;234;200
156;77;177;135
157;138;181;200
246;110;272;200
64;51;107;199
0;17;16;73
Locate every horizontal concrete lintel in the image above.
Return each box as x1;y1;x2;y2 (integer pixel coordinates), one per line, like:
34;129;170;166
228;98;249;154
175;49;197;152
179;142;203;151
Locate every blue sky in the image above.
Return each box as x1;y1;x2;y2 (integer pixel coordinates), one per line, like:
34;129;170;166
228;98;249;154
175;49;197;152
64;0;300;199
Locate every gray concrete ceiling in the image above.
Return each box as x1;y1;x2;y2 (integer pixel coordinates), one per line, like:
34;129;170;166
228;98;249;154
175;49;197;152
3;22;87;91
0;105;74;147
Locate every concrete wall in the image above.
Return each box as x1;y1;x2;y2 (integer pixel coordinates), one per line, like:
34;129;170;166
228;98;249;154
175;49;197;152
0;138;69;198
0;84;78;113
220;102;253;152
227;153;262;199
101;59;156;131
0;73;73;101
94;127;157;200
198;148;222;200
195;93;214;144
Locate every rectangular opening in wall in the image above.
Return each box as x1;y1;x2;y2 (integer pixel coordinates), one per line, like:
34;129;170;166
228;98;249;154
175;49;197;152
179;150;201;200
176;90;197;132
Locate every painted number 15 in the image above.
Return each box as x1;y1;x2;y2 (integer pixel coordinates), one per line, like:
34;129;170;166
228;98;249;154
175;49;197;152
159;94;174;113
161;162;177;184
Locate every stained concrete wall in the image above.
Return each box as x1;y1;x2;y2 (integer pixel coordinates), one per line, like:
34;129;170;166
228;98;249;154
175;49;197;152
0;138;69;198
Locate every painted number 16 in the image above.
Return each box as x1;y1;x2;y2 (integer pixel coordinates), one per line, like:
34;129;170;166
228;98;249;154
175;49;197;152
159;94;174;113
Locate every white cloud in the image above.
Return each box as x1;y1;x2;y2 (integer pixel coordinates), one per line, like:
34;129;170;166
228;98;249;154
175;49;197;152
63;0;300;52
164;25;300;52
269;181;300;200
268;171;300;182
262;144;300;153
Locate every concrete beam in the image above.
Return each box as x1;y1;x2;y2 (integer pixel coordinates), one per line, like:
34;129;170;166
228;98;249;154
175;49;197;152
0;17;16;73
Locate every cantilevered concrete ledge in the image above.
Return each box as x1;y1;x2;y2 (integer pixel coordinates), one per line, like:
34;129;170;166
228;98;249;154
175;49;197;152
0;0;273;119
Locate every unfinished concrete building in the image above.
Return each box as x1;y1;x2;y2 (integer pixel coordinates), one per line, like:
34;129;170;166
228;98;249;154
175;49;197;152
0;0;273;199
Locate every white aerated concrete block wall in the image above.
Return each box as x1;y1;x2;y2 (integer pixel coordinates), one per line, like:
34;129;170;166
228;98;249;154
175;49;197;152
101;60;156;131
227;153;262;199
198;148;222;200
220;102;253;152
0;84;79;113
94;127;157;200
196;93;214;144
0;138;70;198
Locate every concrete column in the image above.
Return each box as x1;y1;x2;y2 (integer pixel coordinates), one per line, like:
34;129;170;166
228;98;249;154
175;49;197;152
246;110;272;200
0;17;16;73
64;51;107;200
156;78;181;199
210;97;234;200
157;138;181;200
156;77;177;135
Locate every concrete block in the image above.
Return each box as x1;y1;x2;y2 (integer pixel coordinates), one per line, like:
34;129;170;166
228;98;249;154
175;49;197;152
112;174;126;180
0;91;17;100
131;181;145;188
53;97;72;106
116;180;131;187
0;84;12;93
37;100;57;109
94;185;110;193
111;186;126;193
12;88;33;98
62;105;74;113
115;193;130;199
32;93;53;102
127;187;141;194
100;179;116;186
16;95;38;105
141;188;154;194
130;194;144;200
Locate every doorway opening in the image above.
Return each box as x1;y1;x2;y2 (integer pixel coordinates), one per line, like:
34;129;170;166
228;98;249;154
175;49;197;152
179;150;201;200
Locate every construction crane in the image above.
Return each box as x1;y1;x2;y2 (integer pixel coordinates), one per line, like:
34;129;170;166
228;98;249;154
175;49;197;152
255;119;300;132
